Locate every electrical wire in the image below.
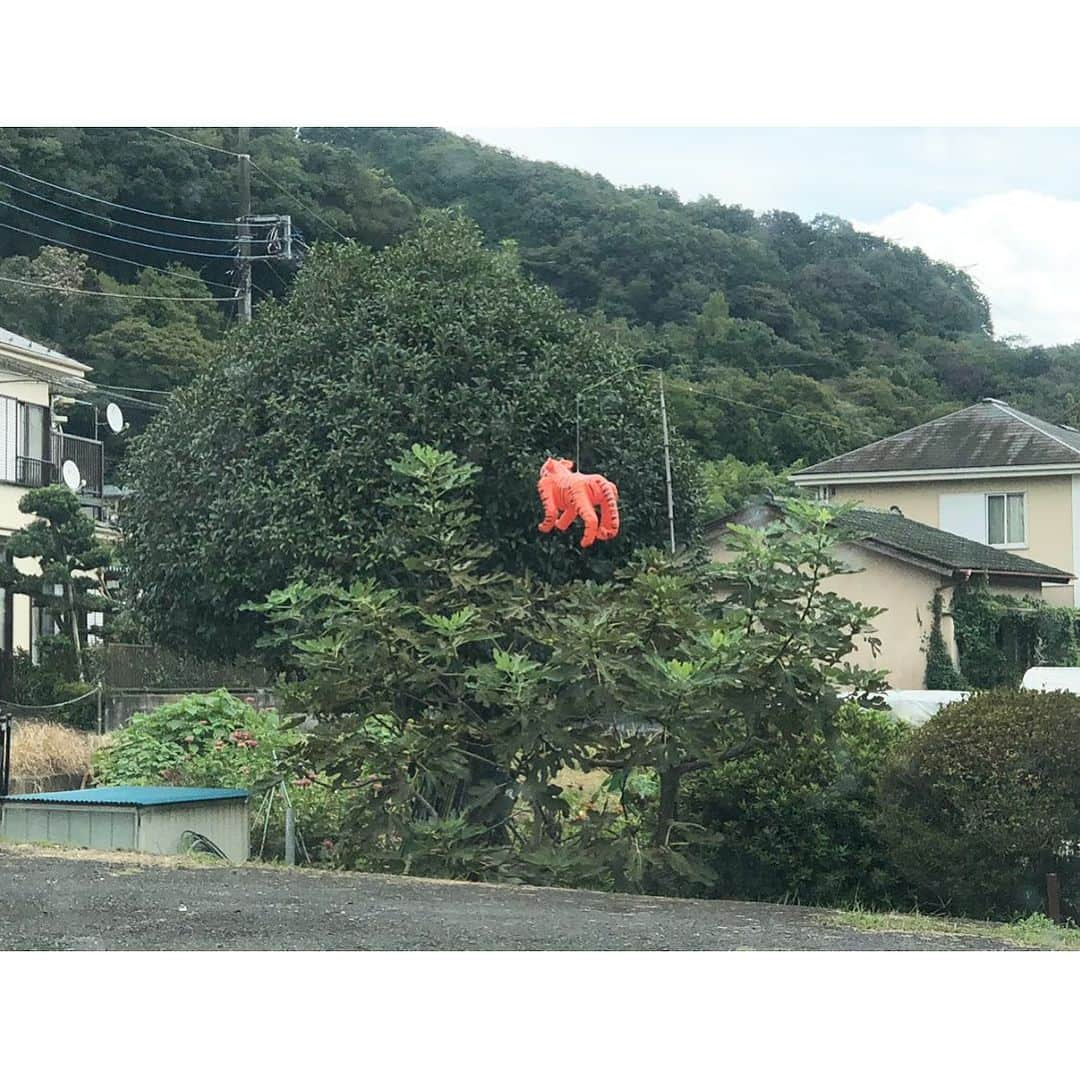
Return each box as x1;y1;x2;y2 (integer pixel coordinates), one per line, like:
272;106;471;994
0;273;239;303
0;197;273;260
0;176;269;244
0;174;261;245
0;162;239;227
249;160;350;242
665;377;850;431
95;383;174;395
145;127;242;159
0;219;234;292
101;394;164;412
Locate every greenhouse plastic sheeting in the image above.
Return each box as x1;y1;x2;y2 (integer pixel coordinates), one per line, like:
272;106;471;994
1020;667;1080;693
880;690;970;726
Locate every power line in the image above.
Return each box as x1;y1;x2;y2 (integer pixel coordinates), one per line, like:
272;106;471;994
0;162;238;228
145;127;242;159
0;176;268;245
248;160;350;242
0;219;234;293
0;197;273;261
100;390;165;411
96;383;174;396
0;273;239;303
666;378;850;431
145;130;351;243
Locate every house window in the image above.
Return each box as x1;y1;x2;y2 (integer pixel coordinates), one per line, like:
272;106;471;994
30;602;59;665
987;492;1026;547
817;485;836;503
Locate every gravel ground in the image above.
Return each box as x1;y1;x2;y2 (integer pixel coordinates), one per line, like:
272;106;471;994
0;844;1014;951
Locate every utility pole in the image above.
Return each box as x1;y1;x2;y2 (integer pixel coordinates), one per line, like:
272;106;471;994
658;371;676;554
575;394;581;466
237;127;252;324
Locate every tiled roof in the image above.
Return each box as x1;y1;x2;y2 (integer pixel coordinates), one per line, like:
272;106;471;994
841;508;1071;581
795;400;1080;477
707;499;1072;583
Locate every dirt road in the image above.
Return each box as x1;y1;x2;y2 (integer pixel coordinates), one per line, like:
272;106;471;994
0;845;1013;950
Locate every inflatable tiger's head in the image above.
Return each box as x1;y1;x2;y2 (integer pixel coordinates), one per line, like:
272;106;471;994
540;456;575;476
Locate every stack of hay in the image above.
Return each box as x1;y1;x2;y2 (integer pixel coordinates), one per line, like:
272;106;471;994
7;721;108;795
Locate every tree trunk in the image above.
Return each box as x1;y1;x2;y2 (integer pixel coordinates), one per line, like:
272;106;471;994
652;767;680;850
66;580;84;682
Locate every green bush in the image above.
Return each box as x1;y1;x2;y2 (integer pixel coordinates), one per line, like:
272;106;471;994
951;580;1080;689
8;641;98;730
91;689;347;861
924;592;964;690
879;688;1080;919
680;703;909;907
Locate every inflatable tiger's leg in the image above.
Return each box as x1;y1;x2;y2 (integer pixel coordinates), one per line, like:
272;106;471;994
570;482;600;547
596;480;620;541
537;477;559;533
555;505;578;532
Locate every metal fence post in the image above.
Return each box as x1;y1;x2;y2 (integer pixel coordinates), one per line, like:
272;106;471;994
1046;872;1063;925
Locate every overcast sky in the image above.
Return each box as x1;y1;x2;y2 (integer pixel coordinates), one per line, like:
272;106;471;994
456;128;1080;347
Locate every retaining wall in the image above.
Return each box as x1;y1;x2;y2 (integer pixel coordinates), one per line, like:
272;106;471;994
102;689;279;732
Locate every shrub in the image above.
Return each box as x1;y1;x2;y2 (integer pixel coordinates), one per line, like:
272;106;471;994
924;592;964;690
8;642;98;730
878;688;1080;919
680;703;909;907
91;689;347;861
951;579;1080;689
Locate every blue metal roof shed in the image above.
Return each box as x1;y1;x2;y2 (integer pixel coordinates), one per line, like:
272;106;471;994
1;786;250;861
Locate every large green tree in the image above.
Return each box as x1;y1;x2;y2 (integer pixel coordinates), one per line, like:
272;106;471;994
124;213;704;657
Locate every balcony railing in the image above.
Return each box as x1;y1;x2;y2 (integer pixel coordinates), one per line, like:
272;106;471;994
15;456;57;488
14;434;104;497
52;432;103;496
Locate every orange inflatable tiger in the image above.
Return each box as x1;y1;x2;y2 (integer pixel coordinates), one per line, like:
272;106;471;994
536;457;620;549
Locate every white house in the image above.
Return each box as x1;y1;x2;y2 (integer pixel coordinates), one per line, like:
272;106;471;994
0;325;113;667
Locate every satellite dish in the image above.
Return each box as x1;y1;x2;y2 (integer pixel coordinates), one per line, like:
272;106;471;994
61;459;82;493
106;402;125;434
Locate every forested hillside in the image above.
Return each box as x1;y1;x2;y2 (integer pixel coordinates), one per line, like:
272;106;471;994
3;125;1080;498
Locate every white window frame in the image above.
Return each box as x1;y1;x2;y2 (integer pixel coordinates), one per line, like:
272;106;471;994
986;491;1027;549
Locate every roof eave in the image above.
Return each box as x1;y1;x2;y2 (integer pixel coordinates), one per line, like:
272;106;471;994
793;462;1080;485
0;337;91;375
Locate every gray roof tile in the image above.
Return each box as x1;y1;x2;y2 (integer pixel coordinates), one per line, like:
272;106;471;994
841;507;1072;581
795;400;1080;476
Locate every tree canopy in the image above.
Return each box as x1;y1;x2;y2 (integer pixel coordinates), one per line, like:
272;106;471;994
123;213;702;656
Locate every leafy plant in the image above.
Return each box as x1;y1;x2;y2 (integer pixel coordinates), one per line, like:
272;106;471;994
514;500;889;893
91;689;345;860
951;578;1080;689
924;590;964;690
681;702;909;907
254;444;575;878
7;643;98;730
878;688;1080;919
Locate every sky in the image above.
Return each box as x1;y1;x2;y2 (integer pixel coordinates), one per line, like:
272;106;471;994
455;128;1080;346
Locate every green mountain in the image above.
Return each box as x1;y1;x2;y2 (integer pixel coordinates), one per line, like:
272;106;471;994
2;126;1079;485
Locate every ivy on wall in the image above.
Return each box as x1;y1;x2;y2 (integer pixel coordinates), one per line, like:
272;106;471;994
924;591;965;690
950;576;1080;689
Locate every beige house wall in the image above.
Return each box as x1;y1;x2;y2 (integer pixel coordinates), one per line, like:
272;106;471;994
709;532;1044;690
818;474;1076;606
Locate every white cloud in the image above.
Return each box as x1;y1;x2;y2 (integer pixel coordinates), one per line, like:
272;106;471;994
858;191;1080;346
